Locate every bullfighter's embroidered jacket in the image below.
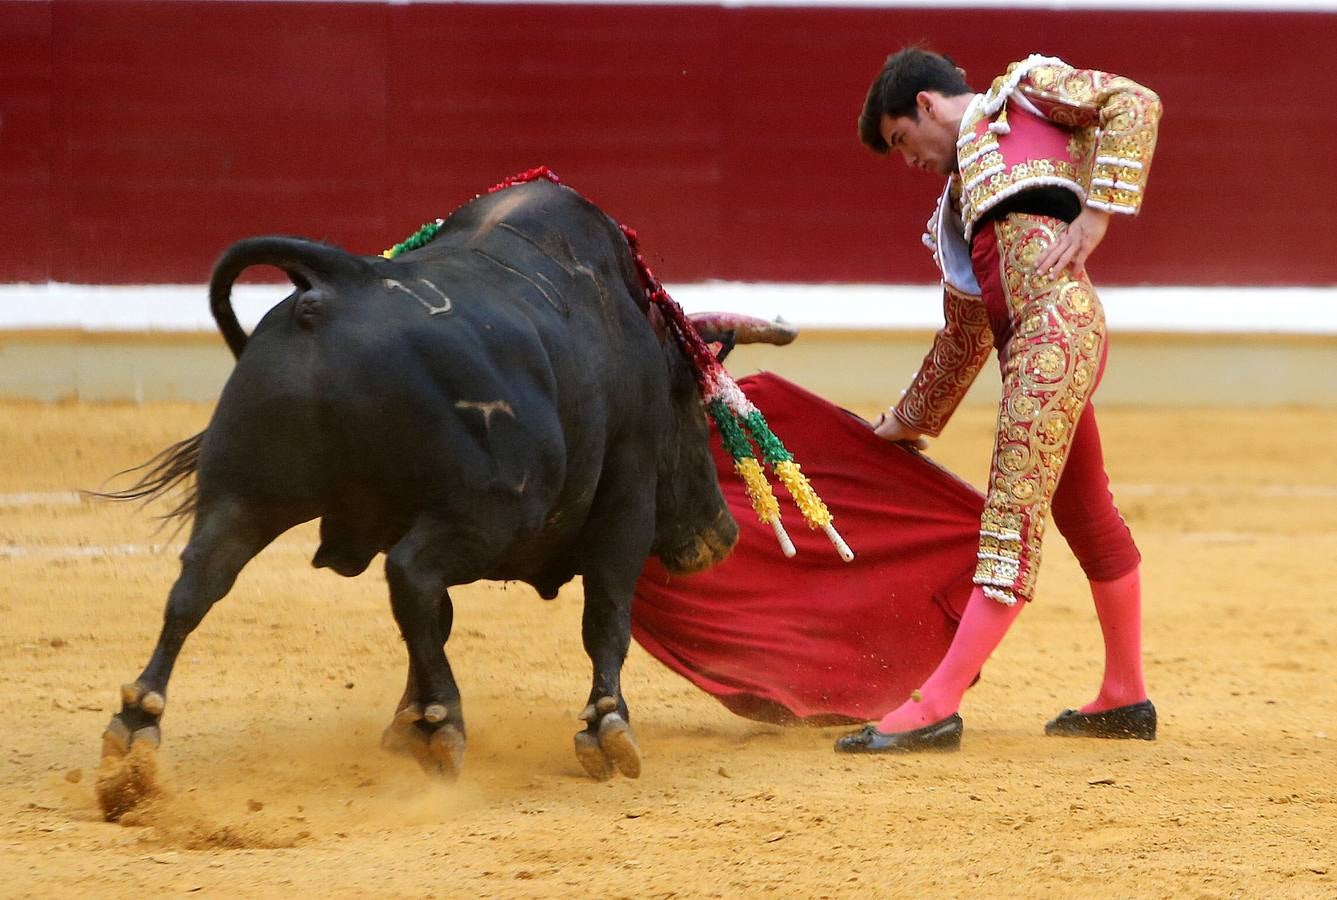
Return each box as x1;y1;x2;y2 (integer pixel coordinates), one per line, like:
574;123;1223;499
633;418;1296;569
893;55;1161;437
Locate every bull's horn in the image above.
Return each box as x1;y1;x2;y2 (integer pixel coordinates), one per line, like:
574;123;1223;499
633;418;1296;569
687;312;798;346
209;236;371;359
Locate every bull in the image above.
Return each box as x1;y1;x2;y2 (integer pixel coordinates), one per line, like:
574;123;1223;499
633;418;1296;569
95;176;772;819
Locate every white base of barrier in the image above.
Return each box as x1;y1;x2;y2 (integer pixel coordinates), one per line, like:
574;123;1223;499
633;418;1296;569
2;282;1336;334
3;283;1336;406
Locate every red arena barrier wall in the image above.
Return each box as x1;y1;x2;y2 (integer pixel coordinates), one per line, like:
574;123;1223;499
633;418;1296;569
1;2;1332;287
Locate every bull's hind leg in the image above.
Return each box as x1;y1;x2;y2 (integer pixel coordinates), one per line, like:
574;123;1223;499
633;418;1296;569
382;519;468;779
573;456;654;781
97;497;282;820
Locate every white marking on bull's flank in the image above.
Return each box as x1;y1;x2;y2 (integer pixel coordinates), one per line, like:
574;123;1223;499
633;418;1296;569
0;491;84;508
416;279;453;315
455;399;515;430
383;278;452;316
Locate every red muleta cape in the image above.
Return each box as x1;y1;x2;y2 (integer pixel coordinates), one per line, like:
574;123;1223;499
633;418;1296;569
632;372;984;725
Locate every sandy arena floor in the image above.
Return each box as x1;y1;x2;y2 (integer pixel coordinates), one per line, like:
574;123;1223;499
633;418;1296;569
1;396;1334;898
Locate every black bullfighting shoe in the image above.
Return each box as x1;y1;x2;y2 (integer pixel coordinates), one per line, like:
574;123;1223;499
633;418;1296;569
833;714;963;754
1044;700;1157;740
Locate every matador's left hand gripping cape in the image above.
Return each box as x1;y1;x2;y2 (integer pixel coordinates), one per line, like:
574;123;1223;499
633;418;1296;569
893;55;1163;438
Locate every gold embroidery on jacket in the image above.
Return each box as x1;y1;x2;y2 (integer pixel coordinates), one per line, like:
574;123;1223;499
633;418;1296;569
895;285;994;438
958;59;1162;231
962;159;1085;226
1017;65;1161;214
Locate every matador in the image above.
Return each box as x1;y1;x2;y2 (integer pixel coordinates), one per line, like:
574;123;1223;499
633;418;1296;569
837;50;1163;753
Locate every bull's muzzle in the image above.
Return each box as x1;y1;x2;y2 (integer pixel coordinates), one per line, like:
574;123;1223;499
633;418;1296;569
660;508;739;575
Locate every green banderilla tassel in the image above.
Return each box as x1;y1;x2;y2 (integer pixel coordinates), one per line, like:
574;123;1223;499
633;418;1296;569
382;219;444;259
709;399;794;555
709;399;753;461
741;409;793;465
742;408;854;561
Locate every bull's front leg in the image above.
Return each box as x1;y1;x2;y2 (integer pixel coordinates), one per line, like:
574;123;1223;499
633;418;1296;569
574;576;641;780
572;456;654;781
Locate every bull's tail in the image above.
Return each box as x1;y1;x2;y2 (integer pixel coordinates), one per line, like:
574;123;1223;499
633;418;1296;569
87;431;204;525
209;236;372;358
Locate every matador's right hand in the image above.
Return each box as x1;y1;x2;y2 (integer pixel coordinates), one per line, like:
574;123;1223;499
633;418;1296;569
872;409;929;449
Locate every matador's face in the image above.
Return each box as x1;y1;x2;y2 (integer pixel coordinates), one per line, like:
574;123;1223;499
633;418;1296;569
878;92;961;177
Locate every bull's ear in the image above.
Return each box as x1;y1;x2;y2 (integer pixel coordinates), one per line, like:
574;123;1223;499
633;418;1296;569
688;312;798;347
209;236;370;358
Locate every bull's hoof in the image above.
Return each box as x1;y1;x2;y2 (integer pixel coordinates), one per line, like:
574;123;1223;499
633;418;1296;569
427;725;467;778
381;704;466;780
598;713;642;779
573;698;642;781
381;704;424;756
96;716;162;821
574;730;614;781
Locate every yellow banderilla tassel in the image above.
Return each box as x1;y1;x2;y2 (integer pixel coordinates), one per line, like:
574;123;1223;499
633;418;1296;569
774;460;854;562
735;457;794;558
773;460;830;527
735;457;780;522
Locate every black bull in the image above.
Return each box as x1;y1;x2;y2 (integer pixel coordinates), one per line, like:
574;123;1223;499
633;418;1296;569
96;179;775;817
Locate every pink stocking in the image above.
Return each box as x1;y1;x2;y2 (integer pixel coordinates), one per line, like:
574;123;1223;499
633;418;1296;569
876;586;1023;732
1080;566;1148;713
